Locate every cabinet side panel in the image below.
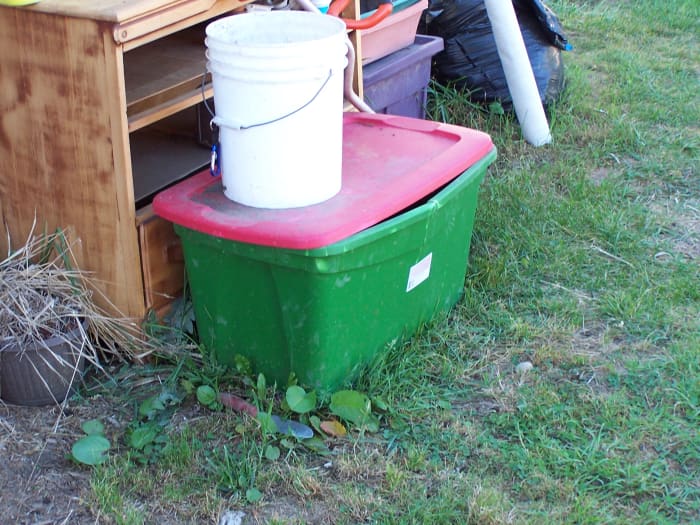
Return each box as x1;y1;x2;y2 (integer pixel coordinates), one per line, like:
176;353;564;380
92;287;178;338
0;8;145;318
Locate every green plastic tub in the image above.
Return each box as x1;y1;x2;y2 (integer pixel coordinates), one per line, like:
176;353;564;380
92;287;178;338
154;113;496;391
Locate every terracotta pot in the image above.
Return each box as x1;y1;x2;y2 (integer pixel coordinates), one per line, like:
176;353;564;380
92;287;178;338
0;320;86;406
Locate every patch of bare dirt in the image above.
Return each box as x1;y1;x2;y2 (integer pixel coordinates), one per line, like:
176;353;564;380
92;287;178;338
648;195;700;261
588;166;615;186
240;496;335;525
569;322;623;357
0;399;104;525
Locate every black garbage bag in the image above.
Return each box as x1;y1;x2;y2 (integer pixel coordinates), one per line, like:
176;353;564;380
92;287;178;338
422;0;571;109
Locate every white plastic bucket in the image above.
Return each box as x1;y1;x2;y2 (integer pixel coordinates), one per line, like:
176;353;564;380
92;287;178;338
205;11;348;208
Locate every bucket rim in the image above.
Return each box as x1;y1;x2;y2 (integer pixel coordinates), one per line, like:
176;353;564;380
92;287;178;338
205;11;347;48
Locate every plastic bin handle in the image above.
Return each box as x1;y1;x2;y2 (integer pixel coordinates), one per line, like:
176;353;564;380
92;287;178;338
327;0;393;30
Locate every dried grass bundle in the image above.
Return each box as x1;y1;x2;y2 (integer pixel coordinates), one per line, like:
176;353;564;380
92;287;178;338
0;226;183;376
1;233;85;352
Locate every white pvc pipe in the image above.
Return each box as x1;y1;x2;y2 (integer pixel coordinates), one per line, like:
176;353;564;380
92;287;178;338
483;0;551;146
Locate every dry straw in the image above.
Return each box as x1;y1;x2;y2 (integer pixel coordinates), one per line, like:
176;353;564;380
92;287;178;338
1;224;185;401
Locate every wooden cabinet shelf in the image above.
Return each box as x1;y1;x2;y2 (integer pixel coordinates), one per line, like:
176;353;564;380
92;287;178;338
131;106;212;203
0;0;249;319
0;0;364;320
127;84;214;132
125;23;213;131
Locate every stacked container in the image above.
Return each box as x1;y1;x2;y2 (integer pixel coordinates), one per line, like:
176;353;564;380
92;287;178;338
360;0;444;119
154;113;496;391
359;0;429;64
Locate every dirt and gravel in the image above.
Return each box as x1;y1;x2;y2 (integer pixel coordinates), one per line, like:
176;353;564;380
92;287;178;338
0;399;104;525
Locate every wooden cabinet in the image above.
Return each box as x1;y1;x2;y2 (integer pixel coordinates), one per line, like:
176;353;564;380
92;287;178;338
0;0;363;319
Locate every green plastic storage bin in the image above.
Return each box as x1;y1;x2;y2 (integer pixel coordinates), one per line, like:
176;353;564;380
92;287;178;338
154;113;496;391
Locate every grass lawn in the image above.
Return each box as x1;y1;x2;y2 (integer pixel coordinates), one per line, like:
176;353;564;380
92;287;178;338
14;1;699;523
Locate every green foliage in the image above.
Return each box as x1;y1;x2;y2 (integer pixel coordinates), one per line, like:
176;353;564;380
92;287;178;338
71;419;110;466
285;385;317;414
195;385;217;406
137;395;166;420
127;424;160;451
195;384;221;410
245;488;263;503
329;390;380;432
256;411;278;436
82;419;105;435
205;435;268;502
264;444;280;461
126;388;183;464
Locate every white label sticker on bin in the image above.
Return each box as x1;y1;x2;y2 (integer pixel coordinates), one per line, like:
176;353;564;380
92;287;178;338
406;253;432;292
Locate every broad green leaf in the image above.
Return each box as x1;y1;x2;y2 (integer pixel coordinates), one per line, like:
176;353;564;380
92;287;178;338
285;386;317;414
81;419;105;436
265;444;281;461
246;488;263;503
196;385;218;407
330;390;379;432
71;435;110;466
138;396;165;420
128;424;159;450
309;415;323;434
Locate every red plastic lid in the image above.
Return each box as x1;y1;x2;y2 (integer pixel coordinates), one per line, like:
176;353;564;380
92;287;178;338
153;113;494;250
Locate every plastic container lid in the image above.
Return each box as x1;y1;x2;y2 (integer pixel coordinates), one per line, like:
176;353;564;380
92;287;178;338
153;113;494;250
363;35;444;86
